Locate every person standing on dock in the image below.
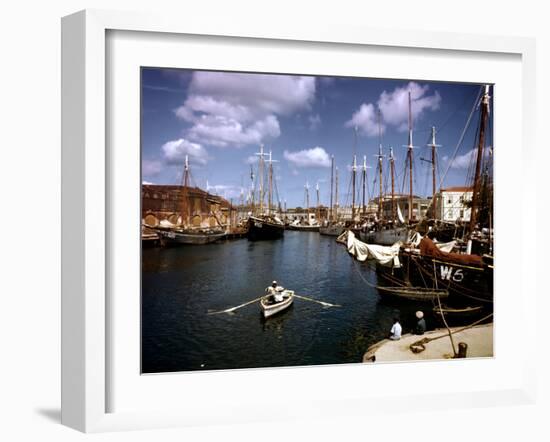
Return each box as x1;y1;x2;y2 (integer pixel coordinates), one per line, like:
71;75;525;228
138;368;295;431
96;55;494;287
389;317;402;340
414;311;426;335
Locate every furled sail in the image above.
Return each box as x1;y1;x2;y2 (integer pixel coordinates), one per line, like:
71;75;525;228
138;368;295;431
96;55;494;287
346;230;402;267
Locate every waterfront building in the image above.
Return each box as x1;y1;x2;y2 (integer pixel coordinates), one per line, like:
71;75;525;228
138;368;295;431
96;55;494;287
141;184;235;228
434;186;473;222
377;195;431;222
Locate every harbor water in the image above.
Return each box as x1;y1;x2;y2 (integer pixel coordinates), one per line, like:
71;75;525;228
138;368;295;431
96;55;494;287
142;231;430;373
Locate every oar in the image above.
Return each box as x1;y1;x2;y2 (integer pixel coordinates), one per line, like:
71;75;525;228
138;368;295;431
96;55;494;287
207;295;265;315
294;294;341;308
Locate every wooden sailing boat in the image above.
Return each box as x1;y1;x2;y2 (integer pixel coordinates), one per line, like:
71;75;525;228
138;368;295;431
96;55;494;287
376;85;494;304
247;146;285;241
320;156;345;236
156;155;226;245
288;181;320;231
361;106;410;245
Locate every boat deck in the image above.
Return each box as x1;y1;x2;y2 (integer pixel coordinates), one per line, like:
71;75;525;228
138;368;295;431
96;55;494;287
363;323;493;362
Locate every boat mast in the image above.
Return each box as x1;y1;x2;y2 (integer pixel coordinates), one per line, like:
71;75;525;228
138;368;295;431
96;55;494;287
469;85;491;232
377;109;384;221
255;144;268;215
329;155;334;222
362;155;367;217
305;181;310;219
335;167;339;221
389;147;396;222
316;182;320;221
427;126;441;201
351;127;358;222
268;151;272;215
180;155;190;226
249;165;255;212
406;91;414;222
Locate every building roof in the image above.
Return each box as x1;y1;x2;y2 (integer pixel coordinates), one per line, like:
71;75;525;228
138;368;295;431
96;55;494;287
440;186;473;192
142;184;232;207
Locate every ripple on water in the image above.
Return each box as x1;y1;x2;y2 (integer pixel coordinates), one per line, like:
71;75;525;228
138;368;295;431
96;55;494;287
141;231;429;373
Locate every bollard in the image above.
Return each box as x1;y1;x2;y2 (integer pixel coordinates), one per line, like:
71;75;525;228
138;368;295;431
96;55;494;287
456;342;468;358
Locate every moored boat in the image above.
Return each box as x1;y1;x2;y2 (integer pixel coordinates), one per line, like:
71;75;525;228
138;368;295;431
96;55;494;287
247;215;285;241
157;228;226;245
260;290;294;318
319;223;345;236
360;225;409;245
246;146;285;241
433;304;484;318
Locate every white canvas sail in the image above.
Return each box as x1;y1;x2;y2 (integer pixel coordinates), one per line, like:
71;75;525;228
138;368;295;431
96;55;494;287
397;203;405;224
346;231;402;268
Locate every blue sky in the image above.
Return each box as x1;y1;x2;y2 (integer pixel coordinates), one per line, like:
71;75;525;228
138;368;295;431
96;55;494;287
141;68;492;208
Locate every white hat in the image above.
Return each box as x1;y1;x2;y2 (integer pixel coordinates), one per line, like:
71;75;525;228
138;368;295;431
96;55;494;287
272;280;277;284
416;311;424;319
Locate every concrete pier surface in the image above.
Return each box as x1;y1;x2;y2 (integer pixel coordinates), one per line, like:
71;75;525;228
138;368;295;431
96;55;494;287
363;323;493;362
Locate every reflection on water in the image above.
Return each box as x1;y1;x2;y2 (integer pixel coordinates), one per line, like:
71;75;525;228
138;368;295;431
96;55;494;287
141;231;427;373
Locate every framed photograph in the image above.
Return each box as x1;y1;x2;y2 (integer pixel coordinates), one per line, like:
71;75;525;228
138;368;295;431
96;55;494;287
62;9;537;432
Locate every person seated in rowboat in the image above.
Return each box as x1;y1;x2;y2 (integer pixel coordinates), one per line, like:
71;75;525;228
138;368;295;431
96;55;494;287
414;311;426;335
266;281;285;303
388;317;402;341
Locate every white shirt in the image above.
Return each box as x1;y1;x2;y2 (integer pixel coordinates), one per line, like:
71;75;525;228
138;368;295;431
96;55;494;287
266;286;284;302
390;322;402;339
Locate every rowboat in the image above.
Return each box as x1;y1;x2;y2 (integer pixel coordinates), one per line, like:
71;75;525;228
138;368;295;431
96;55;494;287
260;290;294;318
433;304;484;318
376;285;449;302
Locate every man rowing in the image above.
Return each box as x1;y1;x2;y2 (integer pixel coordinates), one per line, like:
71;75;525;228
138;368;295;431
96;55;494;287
265;280;285;303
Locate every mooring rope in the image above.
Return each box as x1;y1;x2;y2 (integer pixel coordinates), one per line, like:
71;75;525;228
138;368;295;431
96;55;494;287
410;312;493;351
352;258;447;297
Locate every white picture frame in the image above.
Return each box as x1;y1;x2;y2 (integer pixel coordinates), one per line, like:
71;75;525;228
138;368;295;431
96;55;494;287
61;9;537;433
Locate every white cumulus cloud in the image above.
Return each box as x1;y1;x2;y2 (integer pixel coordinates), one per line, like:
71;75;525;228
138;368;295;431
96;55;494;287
447;147;491;170
161;138;209;166
206;184;245;199
283;147;331;168
347;81;441;136
346;103;382;137
174;72;316;148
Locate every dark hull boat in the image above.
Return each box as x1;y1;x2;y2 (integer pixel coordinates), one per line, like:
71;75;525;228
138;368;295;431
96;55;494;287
156;228;226;245
377;237;493;304
247;216;285;241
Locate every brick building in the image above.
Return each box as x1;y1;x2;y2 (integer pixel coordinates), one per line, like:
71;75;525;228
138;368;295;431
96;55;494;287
141;184;234;228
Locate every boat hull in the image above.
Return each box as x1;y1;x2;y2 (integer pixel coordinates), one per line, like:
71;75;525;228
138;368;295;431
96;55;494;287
287;224;320;232
377;250;493;304
360;226;409;245
158;229;226;245
319;225;345;236
247;217;285;241
260;292;294;318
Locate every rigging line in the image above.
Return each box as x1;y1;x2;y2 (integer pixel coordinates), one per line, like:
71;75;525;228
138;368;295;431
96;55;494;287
438;86;483;189
465;112;482;187
434;87;480;137
352;257;404;289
